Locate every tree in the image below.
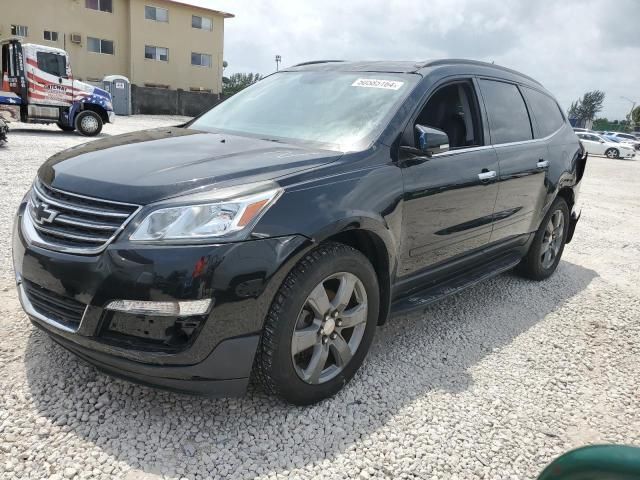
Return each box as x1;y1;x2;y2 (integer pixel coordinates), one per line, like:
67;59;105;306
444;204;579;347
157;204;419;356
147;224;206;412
222;73;263;97
567;90;606;122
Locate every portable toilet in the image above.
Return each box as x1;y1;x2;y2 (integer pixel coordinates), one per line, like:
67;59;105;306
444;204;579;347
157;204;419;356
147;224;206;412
103;75;131;116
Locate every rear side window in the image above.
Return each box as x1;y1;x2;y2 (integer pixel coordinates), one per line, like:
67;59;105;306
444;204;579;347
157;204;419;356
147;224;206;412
479;79;532;144
36;52;66;77
522;87;565;138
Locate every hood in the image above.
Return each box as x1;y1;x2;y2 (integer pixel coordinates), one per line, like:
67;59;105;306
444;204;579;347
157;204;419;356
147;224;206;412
38;127;342;204
73;80;113;110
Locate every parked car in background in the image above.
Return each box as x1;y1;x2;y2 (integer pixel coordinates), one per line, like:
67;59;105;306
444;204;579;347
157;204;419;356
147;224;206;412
13;59;586;404
572;127;590;133
604;132;640;151
576;132;635;159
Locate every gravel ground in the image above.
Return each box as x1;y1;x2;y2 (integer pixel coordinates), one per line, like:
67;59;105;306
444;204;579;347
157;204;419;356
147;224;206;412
1;117;639;480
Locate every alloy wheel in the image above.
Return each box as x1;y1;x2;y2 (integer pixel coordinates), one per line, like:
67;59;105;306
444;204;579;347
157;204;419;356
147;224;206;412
291;272;368;384
540;209;564;269
81;115;99;134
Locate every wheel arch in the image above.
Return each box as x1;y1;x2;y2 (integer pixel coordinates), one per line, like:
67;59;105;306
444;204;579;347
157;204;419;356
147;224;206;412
556;186;575;211
79;103;109;123
319;228;393;325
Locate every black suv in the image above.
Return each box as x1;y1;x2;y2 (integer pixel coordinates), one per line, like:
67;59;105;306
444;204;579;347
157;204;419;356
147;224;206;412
13;60;586;405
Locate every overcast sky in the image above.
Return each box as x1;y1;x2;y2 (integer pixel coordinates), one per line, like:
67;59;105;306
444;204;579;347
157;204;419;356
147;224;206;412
189;0;638;119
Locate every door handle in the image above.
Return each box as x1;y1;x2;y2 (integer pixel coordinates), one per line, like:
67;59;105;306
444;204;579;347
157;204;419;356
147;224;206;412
478;170;497;181
537;159;549;169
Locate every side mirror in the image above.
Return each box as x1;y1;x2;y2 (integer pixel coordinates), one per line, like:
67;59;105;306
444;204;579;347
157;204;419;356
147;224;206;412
599;140;605;143
416;124;450;156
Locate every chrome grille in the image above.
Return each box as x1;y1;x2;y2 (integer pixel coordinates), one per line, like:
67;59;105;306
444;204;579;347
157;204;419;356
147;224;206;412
27;179;140;254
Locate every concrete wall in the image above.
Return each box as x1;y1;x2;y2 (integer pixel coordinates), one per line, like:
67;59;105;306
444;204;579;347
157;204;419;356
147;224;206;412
0;0;230;92
131;85;221;116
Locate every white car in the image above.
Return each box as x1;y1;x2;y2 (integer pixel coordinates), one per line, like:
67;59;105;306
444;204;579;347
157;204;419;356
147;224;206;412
576;132;635;159
604;132;640;151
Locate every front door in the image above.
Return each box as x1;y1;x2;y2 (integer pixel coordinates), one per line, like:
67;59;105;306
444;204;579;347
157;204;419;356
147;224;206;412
24;46;74;108
397;80;499;280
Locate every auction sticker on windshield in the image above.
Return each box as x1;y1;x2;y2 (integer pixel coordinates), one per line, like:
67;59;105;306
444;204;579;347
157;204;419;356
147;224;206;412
351;78;404;90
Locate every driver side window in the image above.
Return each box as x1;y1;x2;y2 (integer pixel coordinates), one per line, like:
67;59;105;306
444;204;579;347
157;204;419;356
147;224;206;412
415;81;483;150
36;52;67;78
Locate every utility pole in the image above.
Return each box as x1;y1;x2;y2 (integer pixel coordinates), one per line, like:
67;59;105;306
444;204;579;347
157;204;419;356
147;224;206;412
621;96;636;131
275;55;281;72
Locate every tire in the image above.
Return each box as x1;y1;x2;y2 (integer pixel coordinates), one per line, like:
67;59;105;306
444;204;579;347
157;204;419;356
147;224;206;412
516;197;569;281
74;110;103;137
605;148;619;159
56;123;75;132
254;242;380;405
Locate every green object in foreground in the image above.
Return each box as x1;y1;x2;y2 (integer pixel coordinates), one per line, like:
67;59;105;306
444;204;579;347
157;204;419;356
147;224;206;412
538;445;640;480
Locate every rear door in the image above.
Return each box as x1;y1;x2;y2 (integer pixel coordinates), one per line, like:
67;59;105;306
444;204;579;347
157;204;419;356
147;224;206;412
478;78;547;246
578;133;606;155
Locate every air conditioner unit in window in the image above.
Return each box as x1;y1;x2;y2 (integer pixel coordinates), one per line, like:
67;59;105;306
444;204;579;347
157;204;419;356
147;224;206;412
70;33;82;44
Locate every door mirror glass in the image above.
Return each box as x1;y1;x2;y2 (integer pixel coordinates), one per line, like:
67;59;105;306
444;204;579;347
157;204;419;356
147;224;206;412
416;124;450;156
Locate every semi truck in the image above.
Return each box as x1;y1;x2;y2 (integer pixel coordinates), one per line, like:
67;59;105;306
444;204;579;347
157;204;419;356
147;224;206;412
0;39;115;137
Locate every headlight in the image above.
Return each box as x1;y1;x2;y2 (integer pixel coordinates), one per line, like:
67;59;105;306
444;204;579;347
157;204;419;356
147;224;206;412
130;183;282;242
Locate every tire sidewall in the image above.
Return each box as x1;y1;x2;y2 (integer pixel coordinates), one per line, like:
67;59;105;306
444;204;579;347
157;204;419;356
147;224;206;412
267;247;379;404
75;111;103;137
528;198;570;278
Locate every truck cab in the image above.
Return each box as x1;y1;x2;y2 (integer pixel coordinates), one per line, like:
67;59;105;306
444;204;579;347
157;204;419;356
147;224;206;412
0;39;114;136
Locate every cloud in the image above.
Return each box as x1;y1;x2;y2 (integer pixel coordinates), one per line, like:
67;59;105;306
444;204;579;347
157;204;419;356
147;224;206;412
191;0;638;118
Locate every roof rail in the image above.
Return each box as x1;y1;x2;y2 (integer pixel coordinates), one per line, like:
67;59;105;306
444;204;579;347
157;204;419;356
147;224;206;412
421;59;542;86
291;60;346;67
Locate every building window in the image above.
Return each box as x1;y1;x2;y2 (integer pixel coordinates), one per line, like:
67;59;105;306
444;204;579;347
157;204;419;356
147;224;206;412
85;0;113;13
145;45;169;61
43;30;59;42
145;5;169;22
87;37;115;55
191;52;212;67
192;15;213;30
11;25;29;37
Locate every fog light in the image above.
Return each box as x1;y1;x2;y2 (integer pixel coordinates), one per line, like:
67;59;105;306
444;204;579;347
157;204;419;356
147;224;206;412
105;299;212;316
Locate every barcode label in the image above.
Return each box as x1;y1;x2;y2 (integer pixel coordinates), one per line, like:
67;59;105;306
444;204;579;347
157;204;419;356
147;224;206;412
351;78;404;90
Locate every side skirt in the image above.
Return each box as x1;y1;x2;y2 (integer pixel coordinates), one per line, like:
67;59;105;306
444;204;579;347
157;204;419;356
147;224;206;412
390;252;522;315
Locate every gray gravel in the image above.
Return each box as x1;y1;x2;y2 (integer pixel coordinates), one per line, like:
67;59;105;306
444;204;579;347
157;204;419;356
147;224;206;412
1;117;639;479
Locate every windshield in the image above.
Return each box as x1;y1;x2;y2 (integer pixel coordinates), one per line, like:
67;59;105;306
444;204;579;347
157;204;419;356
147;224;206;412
190;71;419;151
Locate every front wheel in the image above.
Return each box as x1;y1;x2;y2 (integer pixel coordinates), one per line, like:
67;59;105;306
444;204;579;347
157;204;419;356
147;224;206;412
516;197;569;281
254;242;380;405
75;110;103;137
605;148;619;159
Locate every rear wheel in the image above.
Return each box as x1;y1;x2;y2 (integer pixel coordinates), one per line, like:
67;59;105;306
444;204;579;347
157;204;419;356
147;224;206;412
254;242;379;405
516;197;569;281
605;148;619;159
75;110;103;137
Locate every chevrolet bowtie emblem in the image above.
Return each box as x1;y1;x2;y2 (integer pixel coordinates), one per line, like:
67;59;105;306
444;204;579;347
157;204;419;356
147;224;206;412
33;202;58;224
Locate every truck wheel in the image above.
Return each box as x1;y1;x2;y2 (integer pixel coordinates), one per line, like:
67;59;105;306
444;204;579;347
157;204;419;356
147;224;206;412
254;242;380;405
75;111;103;136
516;197;569;281
56;123;75;132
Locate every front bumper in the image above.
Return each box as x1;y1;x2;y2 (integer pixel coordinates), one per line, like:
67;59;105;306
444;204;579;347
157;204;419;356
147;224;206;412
13;202;311;395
